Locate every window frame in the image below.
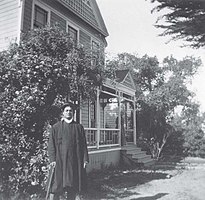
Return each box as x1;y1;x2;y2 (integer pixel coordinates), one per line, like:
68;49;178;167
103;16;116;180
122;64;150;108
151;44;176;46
89;101;96;128
31;1;51;29
91;38;100;66
91;39;100;53
66;21;79;44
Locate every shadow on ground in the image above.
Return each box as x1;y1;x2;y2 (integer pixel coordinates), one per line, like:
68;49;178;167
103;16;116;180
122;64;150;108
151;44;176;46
84;155;191;200
130;193;169;200
152;155;185;171
84;166;171;200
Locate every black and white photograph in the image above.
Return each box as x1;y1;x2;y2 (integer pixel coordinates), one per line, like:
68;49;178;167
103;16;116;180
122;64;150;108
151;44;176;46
0;0;205;199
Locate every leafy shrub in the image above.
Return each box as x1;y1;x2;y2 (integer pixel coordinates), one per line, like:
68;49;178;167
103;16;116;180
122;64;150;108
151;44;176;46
183;132;205;158
163;130;185;156
137;137;168;160
0;26;105;199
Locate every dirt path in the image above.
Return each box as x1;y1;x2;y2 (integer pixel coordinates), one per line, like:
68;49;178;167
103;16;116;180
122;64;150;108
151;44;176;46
121;168;205;200
85;157;205;200
117;158;205;200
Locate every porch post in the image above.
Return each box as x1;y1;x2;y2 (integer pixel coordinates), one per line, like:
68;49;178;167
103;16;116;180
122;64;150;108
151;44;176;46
133;96;137;145
79;97;82;124
118;92;122;146
96;88;100;149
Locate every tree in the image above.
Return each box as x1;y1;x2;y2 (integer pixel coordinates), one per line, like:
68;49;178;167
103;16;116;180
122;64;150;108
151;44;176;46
0;26;105;198
150;0;205;48
106;53;202;159
175;102;205;158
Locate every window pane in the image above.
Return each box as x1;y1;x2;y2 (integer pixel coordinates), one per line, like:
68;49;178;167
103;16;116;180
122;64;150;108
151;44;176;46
34;5;48;28
101;97;118;129
68;25;78;44
90;102;96;128
92;41;99;52
92;41;100;65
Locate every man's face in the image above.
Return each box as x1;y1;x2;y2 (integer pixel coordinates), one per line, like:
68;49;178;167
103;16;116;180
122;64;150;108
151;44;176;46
62;106;73;120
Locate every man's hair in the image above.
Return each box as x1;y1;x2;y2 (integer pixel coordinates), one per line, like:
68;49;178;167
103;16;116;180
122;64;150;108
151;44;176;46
61;102;75;111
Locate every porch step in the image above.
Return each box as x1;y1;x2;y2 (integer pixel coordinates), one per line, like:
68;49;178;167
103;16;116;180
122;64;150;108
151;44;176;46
122;145;141;151
132;154;152;161
126;147;143;153
121;145;155;167
127;151;147;157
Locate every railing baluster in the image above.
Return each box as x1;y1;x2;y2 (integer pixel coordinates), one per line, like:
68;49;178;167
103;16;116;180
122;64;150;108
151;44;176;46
85;128;121;149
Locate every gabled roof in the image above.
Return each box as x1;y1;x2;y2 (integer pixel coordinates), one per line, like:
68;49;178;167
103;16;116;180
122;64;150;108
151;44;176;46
57;0;109;37
92;0;109;37
115;69;136;90
115;69;130;83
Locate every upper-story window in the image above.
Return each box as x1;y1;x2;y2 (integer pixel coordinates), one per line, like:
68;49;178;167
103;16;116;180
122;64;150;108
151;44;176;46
92;40;100;53
91;40;100;65
34;5;48;28
68;25;78;44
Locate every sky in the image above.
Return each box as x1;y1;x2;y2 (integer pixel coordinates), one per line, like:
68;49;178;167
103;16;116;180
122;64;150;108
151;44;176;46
96;0;205;112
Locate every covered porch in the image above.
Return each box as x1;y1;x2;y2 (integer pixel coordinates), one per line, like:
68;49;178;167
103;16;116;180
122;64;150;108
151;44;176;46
80;70;137;150
80;70;139;172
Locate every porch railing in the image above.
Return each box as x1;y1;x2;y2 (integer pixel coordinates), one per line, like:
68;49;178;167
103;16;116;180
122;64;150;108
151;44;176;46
85;128;120;149
85;128;97;148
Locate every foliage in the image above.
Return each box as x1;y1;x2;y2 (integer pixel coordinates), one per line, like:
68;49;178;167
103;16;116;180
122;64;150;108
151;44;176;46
137;137;168;160
150;0;205;48
172;103;205;158
106;53;202;157
0;26;105;198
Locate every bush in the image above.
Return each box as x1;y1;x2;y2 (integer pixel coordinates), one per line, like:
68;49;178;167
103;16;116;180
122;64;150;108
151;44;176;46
0;26;105;199
0;127;49;199
183;133;205;158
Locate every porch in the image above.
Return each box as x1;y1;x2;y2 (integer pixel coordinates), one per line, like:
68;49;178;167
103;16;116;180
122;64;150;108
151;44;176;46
78;70;143;171
81;70;137;150
85;128;134;149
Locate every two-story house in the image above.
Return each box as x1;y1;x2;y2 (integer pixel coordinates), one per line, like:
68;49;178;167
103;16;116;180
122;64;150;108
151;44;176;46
0;0;108;51
0;0;154;171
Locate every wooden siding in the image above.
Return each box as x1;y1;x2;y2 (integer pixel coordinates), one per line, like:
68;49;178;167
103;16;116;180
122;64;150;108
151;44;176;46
0;0;19;50
41;0;105;46
87;149;121;172
50;11;66;32
56;0;98;27
23;0;33;32
22;0;105;50
123;74;135;90
81;101;89;128
79;29;91;49
105;107;117;129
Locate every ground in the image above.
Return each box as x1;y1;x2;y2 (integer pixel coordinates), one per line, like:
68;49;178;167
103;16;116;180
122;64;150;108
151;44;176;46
84;157;205;200
2;156;204;199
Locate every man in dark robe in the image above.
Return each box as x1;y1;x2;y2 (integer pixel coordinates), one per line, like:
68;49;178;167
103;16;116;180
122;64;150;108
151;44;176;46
47;102;89;200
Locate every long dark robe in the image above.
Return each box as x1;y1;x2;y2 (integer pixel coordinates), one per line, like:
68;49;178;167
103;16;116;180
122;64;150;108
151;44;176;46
47;120;89;194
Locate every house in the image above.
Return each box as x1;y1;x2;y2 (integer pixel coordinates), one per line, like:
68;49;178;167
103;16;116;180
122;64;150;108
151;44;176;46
0;0;154;171
0;0;108;51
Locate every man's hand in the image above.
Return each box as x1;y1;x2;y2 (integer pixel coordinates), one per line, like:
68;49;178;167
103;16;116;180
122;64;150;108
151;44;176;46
84;161;88;168
49;161;56;168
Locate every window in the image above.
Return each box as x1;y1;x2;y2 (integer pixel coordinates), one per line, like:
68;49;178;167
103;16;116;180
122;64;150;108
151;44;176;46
90;101;96;128
68;25;78;44
91;40;100;65
34;5;48;28
92;40;99;53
